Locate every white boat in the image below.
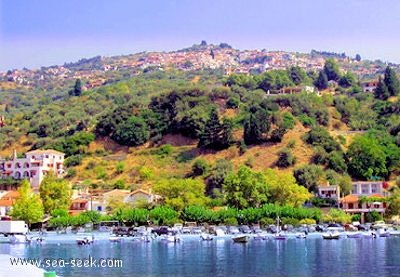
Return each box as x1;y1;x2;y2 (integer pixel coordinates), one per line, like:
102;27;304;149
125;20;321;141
9;234;29;244
322;232;340;240
253;233;268;240
161;234;181;243
76;235;94;245
273;232;288;240
109;235;124;243
200;233;214;241
295;233;307;239
347;232;363;238
363;232;377;238
232;234;250;243
377;229;390;237
28;235;45;244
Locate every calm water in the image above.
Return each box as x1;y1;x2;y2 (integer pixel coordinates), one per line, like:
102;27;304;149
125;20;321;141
1;233;400;277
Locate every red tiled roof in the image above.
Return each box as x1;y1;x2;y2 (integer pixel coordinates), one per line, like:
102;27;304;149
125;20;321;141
342;194;359;204
368;194;385;199
1;191;20;199
0;199;14;206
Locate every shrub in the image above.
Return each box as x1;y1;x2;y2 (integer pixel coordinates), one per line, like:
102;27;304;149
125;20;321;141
245;156;254;168
299;218;317;225
192;158;210;176
259;217;275;227
139;166;154;180
276;148;296;168
281;112;295;130
351;214;361;222
113;180;125;189
224;217;238;226
85;160;96;170
299;115;316;127
64;155;83;167
65;168;77;178
115;162;126;174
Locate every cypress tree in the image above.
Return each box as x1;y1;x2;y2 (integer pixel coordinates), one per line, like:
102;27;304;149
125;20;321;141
384;66;400;96
374;77;390;100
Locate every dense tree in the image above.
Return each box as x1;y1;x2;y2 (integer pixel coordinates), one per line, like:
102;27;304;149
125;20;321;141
338;71;356;88
10;179;44;225
293;164;324;193
69;78;82;97
112;116;149;146
153;178;209;211
198;106;234;149
95;105;134;137
323;58;340;81
303;126;342;153
287;66;307;86
265;169;312;207
276;147;296;168
384;66;400;96
223;166;269;209
192;158;210;176
243;104;271;145
346;134;388;180
206;159;233;195
374;77;390;100
39;171;72;213
314;71;328;90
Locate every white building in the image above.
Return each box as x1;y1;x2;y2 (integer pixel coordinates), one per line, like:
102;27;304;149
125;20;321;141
350;181;385;197
0;149;65;187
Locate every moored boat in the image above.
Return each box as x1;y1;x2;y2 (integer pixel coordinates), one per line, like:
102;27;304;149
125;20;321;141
273;232;288;240
232;234;250;243
253;233;268;240
76;235;94;245
9;234;29;244
377;229;390;237
109;235;124;243
200;233;214;241
347;232;363;238
322;232;340;240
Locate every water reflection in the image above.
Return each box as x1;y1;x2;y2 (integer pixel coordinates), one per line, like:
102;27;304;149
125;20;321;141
1;234;400;276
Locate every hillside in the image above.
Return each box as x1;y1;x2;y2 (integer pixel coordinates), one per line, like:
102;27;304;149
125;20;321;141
1;43;400;198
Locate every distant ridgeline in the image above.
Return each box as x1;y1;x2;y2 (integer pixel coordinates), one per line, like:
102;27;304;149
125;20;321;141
310;50;347;59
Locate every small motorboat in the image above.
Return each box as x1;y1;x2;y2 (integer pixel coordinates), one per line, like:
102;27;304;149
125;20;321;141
347;232;363;238
377;229;390;238
363;232;377;239
295;233;307;239
253;233;268;241
109;235;124;243
76;235;94;245
232;234;250;243
273;232;288;240
200;233;214;241
28;235;45;244
160;234;181;243
322;232;340;240
9;234;29;244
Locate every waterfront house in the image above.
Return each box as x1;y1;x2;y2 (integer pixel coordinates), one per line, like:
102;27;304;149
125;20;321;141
318;184;340;201
124;189;162;207
0;149;65;187
340;181;387;223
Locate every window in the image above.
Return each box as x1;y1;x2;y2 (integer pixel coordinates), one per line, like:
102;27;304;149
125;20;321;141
361;184;369;194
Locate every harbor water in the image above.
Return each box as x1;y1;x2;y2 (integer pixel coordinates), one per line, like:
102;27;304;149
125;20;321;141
1;232;400;277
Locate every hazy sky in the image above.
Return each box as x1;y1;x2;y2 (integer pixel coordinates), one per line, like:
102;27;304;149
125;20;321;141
1;0;400;71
